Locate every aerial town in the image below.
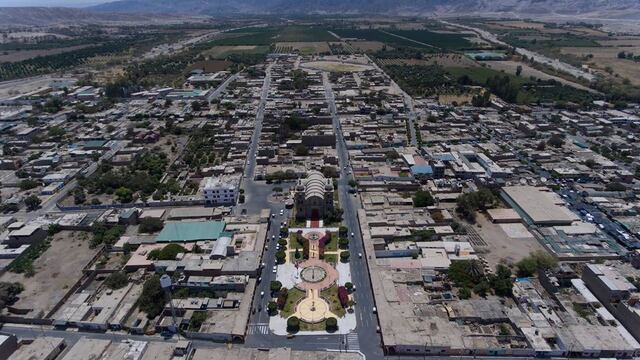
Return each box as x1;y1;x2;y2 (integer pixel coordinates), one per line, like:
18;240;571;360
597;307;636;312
0;8;639;360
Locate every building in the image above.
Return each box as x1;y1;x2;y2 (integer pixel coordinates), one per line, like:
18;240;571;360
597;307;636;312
8;337;65;360
294;170;334;219
203;176;237;205
502;186;578;226
155;221;227;243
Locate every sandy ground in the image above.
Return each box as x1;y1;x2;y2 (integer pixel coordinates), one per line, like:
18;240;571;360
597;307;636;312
471;213;544;269
1;231;98;317
300;61;374;73
0;44;92;63
560;46;640;85
0;75;77;98
484;60;598;92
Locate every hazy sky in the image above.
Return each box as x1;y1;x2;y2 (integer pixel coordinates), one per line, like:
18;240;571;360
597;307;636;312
0;0;107;6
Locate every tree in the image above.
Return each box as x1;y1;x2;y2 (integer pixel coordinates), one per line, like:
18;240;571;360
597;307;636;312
147;244;186;261
138;275;166;319
458;287;471;299
515;65;523;76
0;282;23;310
295;144;309;156
413;190;435;207
618;51;627;59
456;188;498;222
326;317;338;331
606;182;626;192
338;237;349;249
340;251;350;263
275;251;286;264
547;134;564;148
490;264;513;297
270;281;282;293
115;187;133;203
267;301;278;315
287;316;300;332
19;179;39;191
104;271;129;290
139;217;164;233
24;195;41;211
516;251;557;277
339;226;348;236
536;141;546;151
73;187;86;204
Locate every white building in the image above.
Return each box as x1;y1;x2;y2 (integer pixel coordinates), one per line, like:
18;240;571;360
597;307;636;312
202;176;237;205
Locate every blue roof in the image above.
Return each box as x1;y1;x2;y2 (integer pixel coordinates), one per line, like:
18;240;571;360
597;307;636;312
410;165;433;175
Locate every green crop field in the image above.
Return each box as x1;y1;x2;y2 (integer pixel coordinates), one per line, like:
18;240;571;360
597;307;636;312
211;26;335;46
332;28;433;49
388;30;474;50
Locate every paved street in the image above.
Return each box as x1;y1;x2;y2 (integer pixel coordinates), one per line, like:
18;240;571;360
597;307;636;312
323;71;384;359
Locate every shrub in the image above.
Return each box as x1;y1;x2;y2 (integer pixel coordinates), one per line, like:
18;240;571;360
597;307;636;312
326;317;338;331
104;271;129;290
287;316;300;332
138;217;164;233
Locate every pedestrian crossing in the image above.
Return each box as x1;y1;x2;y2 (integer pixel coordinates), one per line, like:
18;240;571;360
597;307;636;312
346;333;360;351
247;323;270;335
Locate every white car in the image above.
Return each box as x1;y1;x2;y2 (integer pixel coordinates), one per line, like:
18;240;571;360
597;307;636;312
351;232;355;237
358;253;362;258
260;291;265;297
272;266;277;273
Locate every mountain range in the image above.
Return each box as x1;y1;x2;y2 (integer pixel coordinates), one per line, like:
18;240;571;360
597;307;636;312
1;0;639;28
89;0;640;19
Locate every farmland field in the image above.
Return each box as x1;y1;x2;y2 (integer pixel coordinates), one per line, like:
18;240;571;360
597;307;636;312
332;28;434;49
211;26;335;46
388;30;475;50
0;44;94;63
348;41;386;52
275;42;330;55
202;45;270;59
560;46;640;85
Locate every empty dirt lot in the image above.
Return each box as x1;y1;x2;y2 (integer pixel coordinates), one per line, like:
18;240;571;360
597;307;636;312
560;46;640;85
472;212;544;269
485;60;598;92
1;231;98;318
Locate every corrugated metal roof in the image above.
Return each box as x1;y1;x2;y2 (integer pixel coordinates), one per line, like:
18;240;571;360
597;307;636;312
155;221;226;242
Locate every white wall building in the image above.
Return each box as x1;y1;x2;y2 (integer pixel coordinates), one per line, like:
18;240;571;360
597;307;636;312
203;176;237;205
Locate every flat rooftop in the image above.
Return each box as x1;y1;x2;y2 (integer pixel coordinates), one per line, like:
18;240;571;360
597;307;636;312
502;186;578;225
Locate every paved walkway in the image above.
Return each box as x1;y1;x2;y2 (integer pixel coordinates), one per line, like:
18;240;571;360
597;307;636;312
295;258;339;291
